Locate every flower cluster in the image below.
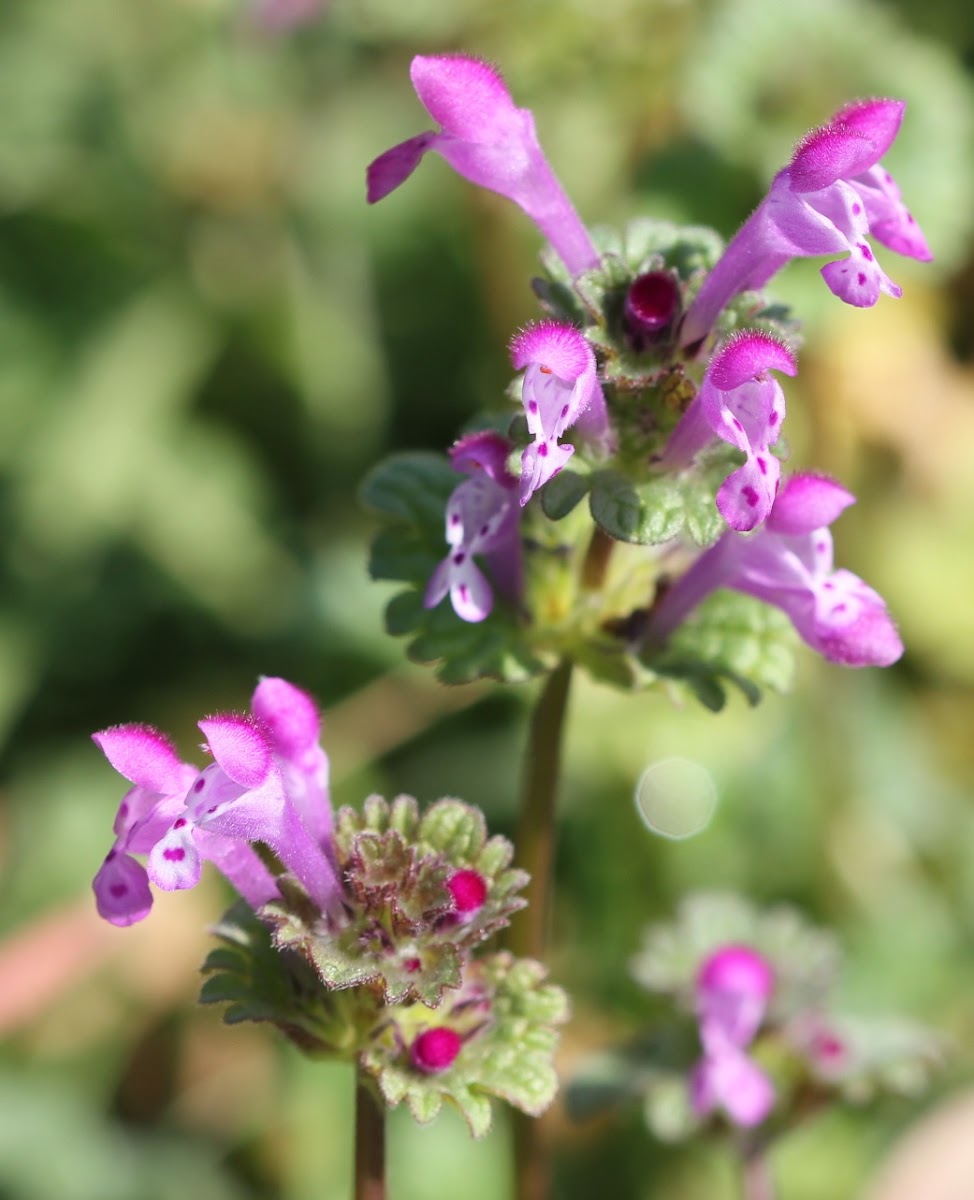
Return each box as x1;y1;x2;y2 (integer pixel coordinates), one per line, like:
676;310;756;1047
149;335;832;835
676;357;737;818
565;893;941;1142
366;55;926;688
92;677;567;1135
619;893;941;1139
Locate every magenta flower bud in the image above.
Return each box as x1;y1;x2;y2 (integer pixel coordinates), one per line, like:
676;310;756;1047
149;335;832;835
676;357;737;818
446;868;488;915
624;271;681;348
411;1026;463;1074
366;55;599;277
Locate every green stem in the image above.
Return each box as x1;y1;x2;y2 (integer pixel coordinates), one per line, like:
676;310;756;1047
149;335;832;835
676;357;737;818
507;658;573;963
507;658;573;1200
354;1071;386;1200
741;1144;775;1200
580;524;615;592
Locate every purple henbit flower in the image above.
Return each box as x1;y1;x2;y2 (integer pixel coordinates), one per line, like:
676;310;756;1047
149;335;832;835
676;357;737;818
682;98;932;349
691;944;776;1128
650;474;904;668
92;678;343;927
425;431;521;623
91;725;203;927
252;674;333;851
661;331;796;532
366;55;599;278
510;320;609;507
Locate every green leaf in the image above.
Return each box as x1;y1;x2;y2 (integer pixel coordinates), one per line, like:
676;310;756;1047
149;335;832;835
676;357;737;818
359;452;458;527
589;469;686;545
589;453;736;548
419;799;487;860
361;451;551;685
540;469;591;520
199;901;356;1056
655;590;797;698
361;952;568;1139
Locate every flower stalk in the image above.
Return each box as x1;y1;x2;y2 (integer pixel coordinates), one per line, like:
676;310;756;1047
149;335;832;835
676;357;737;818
741;1141;776;1200
506;658;573;1200
355;1072;387;1200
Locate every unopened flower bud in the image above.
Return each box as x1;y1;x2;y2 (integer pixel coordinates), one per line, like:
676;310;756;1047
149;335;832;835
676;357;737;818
411;1026;463;1073
624;270;681;349
447;868;488;915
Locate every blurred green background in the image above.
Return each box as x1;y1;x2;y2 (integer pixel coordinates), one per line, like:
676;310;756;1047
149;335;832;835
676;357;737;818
3;0;974;1196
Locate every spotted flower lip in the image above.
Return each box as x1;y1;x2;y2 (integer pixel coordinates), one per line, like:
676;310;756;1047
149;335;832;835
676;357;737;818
366;55;599;277
510;320;609;507
92;678;342;927
660;331;797;532
649;474;904;668
681;98;931;348
424;431;521;623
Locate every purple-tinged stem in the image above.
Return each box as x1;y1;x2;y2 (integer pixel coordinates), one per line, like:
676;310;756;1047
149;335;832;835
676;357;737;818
354;1072;386;1200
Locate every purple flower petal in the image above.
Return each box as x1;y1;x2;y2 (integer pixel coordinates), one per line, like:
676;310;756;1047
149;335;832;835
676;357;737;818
251;677;321;762
92;724;190;796
707;331;797;392
199;714;272;789
831;97;904;158
148;821;202;891
681;97;927;344
669;331;794;532
649;475;903;668
790;126;879;194
93;850;154;926
410;55;520;142
366;132;438;204
766;474;855;535
366;55;598;276
509;321;607;505
426;434;521;624
692;1046;776;1127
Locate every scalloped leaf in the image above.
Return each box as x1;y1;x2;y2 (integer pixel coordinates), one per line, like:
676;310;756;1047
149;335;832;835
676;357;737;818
361;952;568;1138
360;451;458;528
589;452;736;548
650;590;797;701
419;799;487;860
361;452;551;685
199;901;348;1055
540;468;591;520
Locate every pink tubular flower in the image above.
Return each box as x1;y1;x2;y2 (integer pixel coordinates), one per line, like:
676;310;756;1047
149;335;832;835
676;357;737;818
510;320;609;507
366;55;599;278
650;474;904;667
91;726;202;926
682;98;932;347
425;431;521;623
660;331;796;531
691;944;775;1128
92;678;342;926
